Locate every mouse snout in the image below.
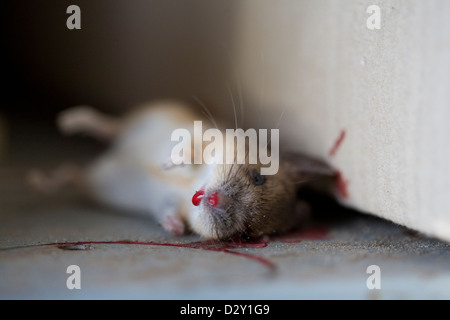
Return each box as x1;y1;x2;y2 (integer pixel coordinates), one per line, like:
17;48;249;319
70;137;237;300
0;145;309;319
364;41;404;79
192;189;229;210
206;191;219;207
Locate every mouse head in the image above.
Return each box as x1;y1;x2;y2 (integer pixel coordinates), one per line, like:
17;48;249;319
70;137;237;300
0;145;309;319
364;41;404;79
189;160;298;240
187;150;337;240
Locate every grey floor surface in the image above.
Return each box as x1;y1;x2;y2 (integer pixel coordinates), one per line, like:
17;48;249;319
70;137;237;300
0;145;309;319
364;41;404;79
1;123;449;299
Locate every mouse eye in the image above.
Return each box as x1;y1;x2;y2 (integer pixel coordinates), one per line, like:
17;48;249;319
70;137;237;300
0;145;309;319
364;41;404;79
251;169;265;186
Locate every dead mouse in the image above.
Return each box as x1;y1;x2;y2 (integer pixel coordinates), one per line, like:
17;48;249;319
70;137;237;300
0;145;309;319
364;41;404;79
28;100;337;240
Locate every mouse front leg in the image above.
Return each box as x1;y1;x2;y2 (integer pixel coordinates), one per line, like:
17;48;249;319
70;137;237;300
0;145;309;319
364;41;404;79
157;202;189;236
160;157;186;170
161;138;205;171
161;215;186;236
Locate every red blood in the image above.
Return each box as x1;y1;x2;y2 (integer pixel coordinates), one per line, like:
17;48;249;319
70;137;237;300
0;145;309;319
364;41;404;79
329;129;346;157
276;227;330;243
208;192;218;207
336;170;349;199
36;238;275;270
10;227;333;270
192;190;205;206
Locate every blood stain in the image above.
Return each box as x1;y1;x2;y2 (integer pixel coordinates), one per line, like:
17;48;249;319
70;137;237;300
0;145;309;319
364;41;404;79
45;238;275;270
57;244;93;251
336;170;350;199
329;129;346;157
275;227;330;243
10;227;331;270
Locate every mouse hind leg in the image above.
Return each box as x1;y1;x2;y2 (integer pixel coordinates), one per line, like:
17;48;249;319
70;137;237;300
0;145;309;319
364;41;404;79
28;107;121;195
27;163;86;195
57;106;122;142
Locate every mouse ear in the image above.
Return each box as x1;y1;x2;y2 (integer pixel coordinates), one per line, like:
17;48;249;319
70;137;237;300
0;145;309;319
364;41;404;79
281;151;337;185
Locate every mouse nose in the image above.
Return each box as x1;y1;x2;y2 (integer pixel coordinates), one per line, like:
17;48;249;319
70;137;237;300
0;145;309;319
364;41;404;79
192;190;220;207
207;192;219;207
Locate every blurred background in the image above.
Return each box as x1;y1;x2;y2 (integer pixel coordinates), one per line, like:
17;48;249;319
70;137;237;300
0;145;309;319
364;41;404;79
0;0;240;166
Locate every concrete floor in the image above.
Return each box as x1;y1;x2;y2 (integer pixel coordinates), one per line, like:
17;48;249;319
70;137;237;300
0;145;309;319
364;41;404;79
1;123;450;299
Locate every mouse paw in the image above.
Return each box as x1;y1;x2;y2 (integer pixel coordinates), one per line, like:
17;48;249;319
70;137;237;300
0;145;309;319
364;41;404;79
26;164;82;194
160;157;187;170
161;215;186;236
27;169;57;194
160;159;176;170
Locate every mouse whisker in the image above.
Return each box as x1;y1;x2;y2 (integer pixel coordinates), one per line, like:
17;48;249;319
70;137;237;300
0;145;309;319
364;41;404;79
212;207;227;215
235;66;245;129
214;225;221;241
234;163;251;183
192;95;220;130
226;50;245;129
226;162;235;184
241;164;252;177
210;205;234;240
262;110;285;151
258;52;265;121
226;82;238;131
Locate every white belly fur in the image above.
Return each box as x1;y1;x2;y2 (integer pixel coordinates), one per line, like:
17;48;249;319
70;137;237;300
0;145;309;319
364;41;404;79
85;103;207;223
